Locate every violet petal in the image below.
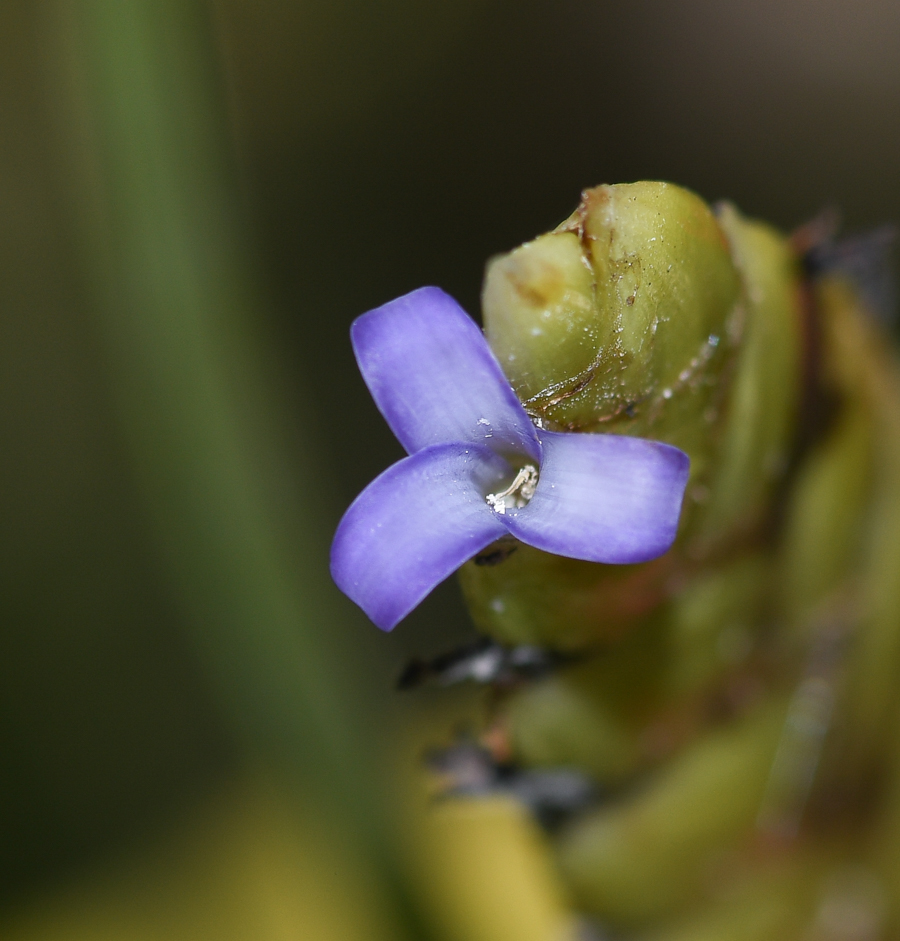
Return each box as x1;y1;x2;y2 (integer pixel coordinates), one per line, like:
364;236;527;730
351;287;541;461
330;443;511;630
503;430;690;564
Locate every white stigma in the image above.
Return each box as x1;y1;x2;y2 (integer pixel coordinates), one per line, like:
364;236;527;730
486;464;538;515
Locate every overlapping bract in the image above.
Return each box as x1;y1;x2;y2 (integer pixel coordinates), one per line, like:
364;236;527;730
330;287;690;630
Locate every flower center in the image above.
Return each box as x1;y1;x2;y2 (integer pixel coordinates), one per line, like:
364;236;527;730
485;464;538;515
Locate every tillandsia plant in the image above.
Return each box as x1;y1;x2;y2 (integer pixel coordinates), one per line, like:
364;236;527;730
333;181;900;939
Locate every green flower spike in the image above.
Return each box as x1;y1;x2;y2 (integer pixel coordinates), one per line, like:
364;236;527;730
445;181;900;939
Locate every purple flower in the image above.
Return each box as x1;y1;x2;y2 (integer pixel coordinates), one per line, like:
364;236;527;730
330;287;690;631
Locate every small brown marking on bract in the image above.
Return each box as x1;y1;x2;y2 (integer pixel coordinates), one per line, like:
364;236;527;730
512;278;551;308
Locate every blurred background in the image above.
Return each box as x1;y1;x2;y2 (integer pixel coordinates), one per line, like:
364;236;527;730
1;1;899;938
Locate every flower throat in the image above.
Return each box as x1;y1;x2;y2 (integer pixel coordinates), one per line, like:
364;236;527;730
485;464;538;514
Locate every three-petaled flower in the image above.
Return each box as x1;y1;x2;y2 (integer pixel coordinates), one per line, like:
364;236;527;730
330;287;690;630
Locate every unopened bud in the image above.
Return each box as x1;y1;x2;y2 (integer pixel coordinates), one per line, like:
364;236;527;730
484;182;740;446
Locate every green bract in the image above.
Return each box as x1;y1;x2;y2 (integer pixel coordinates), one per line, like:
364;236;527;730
461;183;802;648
